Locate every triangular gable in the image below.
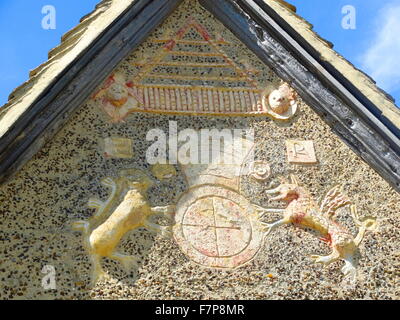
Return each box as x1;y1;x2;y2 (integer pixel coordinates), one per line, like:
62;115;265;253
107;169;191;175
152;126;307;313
0;0;400;299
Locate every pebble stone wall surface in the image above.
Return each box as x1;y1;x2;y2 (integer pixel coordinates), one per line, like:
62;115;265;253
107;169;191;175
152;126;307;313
0;0;399;300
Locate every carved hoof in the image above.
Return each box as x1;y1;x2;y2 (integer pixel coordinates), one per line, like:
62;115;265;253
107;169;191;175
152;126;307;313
310;255;322;263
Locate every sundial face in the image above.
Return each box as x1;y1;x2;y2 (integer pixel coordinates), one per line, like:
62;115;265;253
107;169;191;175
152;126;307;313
174;185;264;269
182;196;252;258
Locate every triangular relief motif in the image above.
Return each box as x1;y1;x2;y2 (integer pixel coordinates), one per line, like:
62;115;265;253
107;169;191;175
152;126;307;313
93;16;298;122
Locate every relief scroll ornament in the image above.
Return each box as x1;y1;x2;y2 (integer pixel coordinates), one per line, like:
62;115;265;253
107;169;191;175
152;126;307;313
248;161;271;181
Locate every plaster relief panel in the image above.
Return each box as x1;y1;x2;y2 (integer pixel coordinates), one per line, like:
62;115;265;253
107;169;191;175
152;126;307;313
286;140;318;164
103;137;134;159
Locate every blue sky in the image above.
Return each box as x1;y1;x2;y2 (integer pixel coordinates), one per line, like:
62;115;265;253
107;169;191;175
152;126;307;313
0;0;399;107
290;0;400;106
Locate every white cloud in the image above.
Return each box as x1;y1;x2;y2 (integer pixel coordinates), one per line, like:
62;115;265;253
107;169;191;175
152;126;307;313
361;4;400;93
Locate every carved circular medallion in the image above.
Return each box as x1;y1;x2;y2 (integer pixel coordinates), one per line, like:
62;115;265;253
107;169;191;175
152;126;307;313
173;186;264;269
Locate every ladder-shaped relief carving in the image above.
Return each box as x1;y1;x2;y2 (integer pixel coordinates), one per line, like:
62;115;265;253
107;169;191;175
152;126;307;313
93;16;298;122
